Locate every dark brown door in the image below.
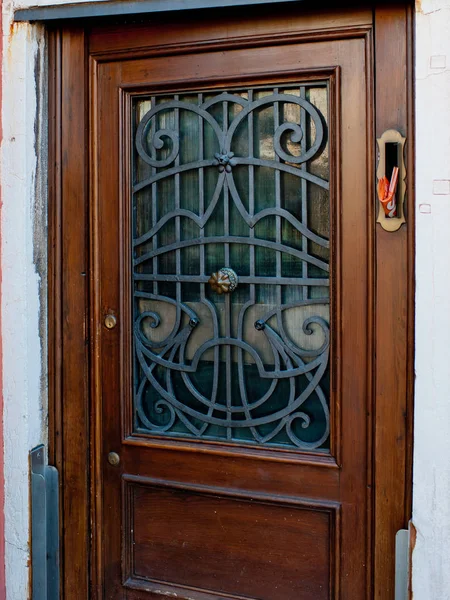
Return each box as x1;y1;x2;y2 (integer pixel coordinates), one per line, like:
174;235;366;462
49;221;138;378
56;6;413;600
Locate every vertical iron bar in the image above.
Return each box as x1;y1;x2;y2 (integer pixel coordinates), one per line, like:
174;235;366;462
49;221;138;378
175;96;181;306
301;86;308;300
223;100;230;268
249;89;255;301
274;90;282;311
223;99;232;439
151;96;158;296
199;93;220;430
199;93;205;297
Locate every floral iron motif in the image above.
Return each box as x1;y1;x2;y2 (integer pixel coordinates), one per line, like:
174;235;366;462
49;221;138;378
208;268;238;294
213;150;237;173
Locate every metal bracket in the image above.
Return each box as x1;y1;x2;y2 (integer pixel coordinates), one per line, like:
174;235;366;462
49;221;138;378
395;527;411;600
31;445;59;600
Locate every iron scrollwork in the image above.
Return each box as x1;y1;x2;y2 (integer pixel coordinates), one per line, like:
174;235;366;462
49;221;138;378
133;87;330;450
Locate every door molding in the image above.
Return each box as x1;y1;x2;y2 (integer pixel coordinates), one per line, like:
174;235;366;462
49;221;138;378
48;4;414;598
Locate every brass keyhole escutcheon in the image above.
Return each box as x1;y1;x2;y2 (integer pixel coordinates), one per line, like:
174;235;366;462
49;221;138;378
104;314;117;329
107;452;120;467
208;268;238;295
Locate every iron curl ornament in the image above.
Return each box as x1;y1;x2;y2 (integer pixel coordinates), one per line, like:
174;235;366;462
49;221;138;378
132;87;331;450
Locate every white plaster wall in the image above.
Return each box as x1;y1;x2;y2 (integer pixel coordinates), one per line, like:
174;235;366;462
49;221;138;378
413;2;450;599
1;4;46;599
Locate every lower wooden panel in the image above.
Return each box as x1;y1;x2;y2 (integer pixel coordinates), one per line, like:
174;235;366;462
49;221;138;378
123;479;339;600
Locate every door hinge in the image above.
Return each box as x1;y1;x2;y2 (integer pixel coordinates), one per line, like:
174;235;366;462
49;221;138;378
396;526;411;600
31;445;59;600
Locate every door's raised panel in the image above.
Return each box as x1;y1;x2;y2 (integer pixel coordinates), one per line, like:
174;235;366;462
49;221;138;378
89;8;373;58
123;480;338;600
121;443;340;501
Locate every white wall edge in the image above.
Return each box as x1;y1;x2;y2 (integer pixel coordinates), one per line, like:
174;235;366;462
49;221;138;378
1;3;47;597
413;1;450;599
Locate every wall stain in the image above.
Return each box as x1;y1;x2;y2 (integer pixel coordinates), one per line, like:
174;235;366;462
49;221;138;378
32;26;49;437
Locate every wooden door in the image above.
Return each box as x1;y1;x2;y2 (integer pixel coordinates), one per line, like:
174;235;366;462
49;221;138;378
98;21;366;599
49;4;414;600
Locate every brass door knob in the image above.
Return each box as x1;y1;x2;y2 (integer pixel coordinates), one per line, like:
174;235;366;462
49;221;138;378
104;314;117;329
107;452;120;466
208;268;238;294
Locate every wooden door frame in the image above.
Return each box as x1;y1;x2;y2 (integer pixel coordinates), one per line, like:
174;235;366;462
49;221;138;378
47;3;415;598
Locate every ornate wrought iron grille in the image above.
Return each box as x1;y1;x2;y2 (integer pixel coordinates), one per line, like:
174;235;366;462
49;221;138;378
132;85;330;450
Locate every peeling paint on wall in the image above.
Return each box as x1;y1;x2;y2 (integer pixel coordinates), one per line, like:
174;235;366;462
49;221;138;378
33;33;49;429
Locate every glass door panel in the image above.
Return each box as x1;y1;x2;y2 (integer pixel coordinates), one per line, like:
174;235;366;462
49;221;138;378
132;84;330;450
